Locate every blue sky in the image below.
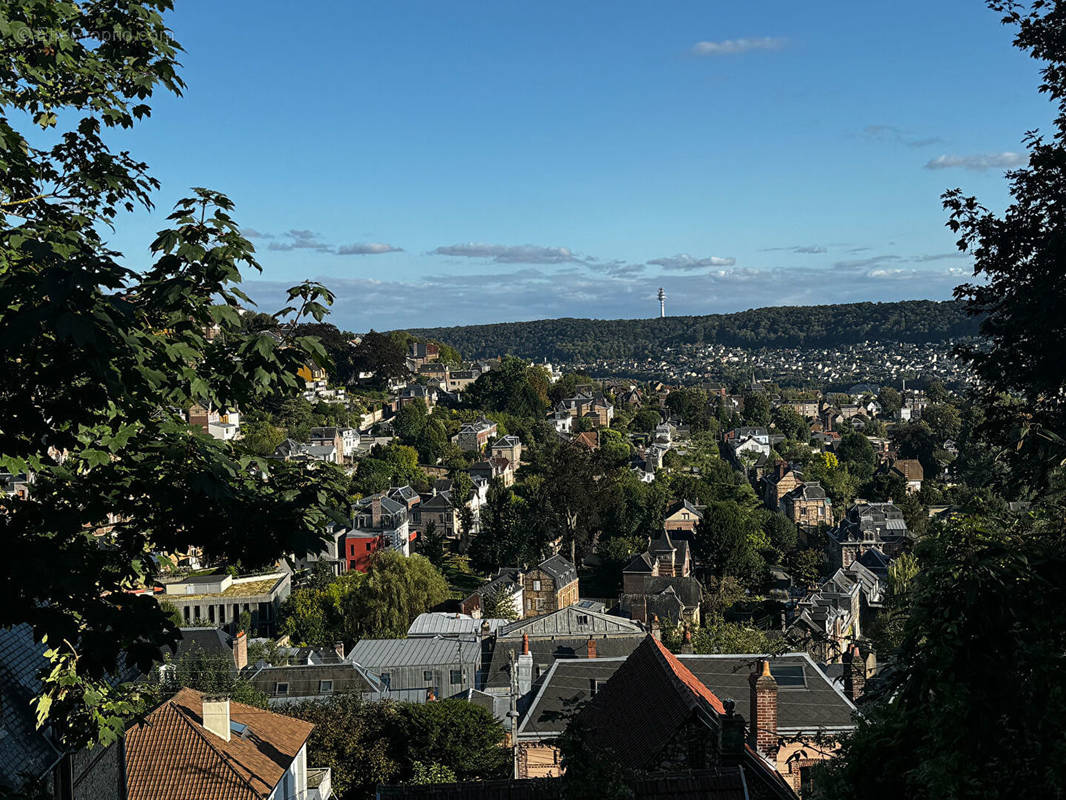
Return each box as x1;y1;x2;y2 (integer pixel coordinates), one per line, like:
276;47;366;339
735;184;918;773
104;0;1051;330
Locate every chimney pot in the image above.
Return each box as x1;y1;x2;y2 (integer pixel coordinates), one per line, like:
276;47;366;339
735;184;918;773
334;641;345;660
233;631;247;672
522;633;530;655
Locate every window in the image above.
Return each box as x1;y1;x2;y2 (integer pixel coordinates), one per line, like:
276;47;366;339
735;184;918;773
450;669;463;685
535;598;544;611
275;682;289;695
800;766;813;796
319;680;333;694
380;672;391;688
423;670;434;682
532;579;541;591
770;664;807;688
576;615;589;626
365;542;372;551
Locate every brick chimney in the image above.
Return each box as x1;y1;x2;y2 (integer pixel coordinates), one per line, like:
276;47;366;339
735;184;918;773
843;643;866;701
334;641;345;661
748;660;778;755
586;636;597;659
202;695;231;742
371;496;382;528
232;630;247;672
522;633;530;655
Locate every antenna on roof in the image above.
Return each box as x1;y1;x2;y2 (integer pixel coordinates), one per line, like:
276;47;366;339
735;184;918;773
657;287;666;318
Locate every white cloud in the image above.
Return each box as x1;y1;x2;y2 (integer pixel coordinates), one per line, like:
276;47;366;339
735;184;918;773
336;242;403;255
691;37;786;56
649;254;737;270
925;152;1026;171
429;242;583;264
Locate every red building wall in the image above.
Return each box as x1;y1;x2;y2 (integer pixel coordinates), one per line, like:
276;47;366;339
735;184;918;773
346;533;383;573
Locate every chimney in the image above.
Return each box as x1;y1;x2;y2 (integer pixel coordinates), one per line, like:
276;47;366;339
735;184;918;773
680;626;694;654
843;644;866;702
334;641;345;661
719;698;746;766
371;496;382;528
650;615;662;641
517;647;533;697
522;633;530;655
748;660;778;755
202;696;231;742
232;630;247;672
480;620;491;638
586;636;597;659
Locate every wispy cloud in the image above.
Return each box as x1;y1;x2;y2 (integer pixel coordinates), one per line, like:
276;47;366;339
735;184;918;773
648;254;737;270
690;37;787;56
429;242;584;264
761;244;827;254
336;242;404;255
248;228;402;256
925;152;1026;171
861;124;944;149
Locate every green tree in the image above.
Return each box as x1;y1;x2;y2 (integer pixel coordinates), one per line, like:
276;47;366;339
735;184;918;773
344;553;448;638
836;431;876;482
144;645;269;710
396;699;511;781
240;418;286;456
696;501;766;588
771;404;808;441
0;1;348;745
742;391;772;427
877;387;902;418
632;407;662;432
352;330;409;387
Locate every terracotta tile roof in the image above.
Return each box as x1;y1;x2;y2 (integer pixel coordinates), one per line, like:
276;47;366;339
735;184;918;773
124;687;313;800
572;431;599;450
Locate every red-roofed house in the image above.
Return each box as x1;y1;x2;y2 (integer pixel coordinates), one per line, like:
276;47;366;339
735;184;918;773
124;687;331;800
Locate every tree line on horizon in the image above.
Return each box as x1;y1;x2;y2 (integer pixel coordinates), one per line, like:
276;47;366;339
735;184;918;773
402;299;979;362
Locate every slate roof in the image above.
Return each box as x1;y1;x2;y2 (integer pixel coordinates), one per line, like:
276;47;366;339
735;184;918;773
247;661;382;704
520;650;856;737
536;555;577;586
170;627;234;667
124;687;313;800
355;494;406;515
483;634;644;690
347;636;481;669
499;607;645;639
567;637;725;770
0;625;62;788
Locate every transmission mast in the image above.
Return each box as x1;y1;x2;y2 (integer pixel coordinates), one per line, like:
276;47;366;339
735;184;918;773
658;287;666;318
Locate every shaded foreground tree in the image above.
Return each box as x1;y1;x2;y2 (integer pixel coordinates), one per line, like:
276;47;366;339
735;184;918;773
821;3;1066;798
0;0;348;747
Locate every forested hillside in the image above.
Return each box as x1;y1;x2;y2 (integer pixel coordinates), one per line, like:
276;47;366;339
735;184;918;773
403;300;978;361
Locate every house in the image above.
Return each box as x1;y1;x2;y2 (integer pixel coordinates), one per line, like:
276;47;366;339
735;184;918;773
829;502;911;569
345;636;482;699
160;572;291;634
481;606;646;700
460;567;524;619
248;660;386;706
273;437;340;465
188;404;242;441
516;640;857;795
847;383;880;399
343;530;384;573
288;524;349;576
469;456;515;487
413;491;459;536
490;434;523;465
353;494;411;556
620;532;702;626
725;426;772;466
549;407;573;434
446;368;482;393
762;462;804;512
167;626;248;675
521;555;579;617
125;687;331;800
398;383;438;412
782;482;832;530
787;570;862;664
407;340;440;368
890;458;924;493
454;418;498;453
309;426;360;459
663;499;704;536
0;471;31;499
571;430;599;451
519;637;807;798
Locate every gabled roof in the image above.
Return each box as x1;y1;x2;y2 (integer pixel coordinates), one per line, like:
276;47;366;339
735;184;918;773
499;606;645;639
536;555;578;586
124;687;313;800
572;637;725;769
347;636;481;669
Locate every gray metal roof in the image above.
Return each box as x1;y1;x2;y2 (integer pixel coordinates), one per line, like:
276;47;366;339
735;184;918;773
407;613;509;638
347;636;481;669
